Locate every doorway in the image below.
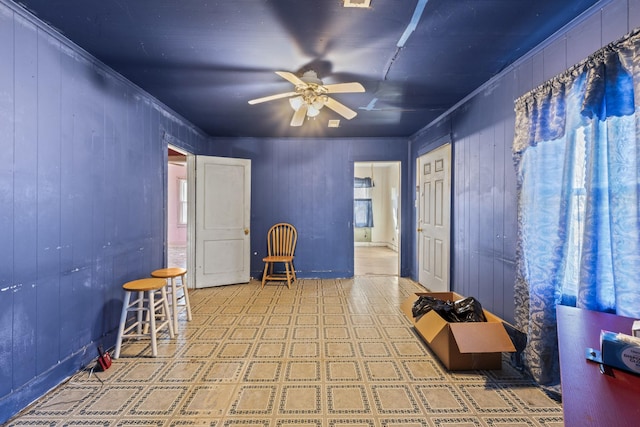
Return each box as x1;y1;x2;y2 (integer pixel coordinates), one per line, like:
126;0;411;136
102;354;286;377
353;162;401;276
167;145;188;269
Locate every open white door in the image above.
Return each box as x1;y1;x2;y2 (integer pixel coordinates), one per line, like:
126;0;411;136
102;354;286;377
192;156;251;288
417;144;451;291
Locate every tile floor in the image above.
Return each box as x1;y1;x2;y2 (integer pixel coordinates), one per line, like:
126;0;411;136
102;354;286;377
7;276;563;426
354;246;398;276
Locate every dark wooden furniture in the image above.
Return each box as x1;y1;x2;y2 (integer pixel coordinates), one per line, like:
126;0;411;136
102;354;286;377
557;305;640;426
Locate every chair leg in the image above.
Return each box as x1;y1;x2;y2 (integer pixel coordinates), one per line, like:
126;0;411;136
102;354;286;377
290;261;297;282
284;263;292;289
261;262;270;288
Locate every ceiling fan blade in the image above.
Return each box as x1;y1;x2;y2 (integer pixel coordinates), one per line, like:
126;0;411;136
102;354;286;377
248;91;297;105
323;82;365;93
290;104;308;127
324;97;357;120
276;71;306;86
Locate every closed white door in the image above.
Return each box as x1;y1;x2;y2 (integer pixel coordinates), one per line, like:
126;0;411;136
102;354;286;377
417;144;451;291
192;156;251;288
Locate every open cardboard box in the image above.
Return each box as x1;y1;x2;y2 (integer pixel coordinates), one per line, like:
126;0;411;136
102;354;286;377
401;292;516;370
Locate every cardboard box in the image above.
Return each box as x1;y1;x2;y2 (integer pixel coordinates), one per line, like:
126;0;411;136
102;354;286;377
401;292;516;370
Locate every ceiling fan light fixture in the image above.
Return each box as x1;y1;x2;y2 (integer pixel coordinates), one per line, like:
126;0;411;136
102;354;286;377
306;106;321;117
289;96;304;111
311;99;325;110
249;70;364;127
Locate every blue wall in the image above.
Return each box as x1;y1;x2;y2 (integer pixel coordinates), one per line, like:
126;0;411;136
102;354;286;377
409;0;640;323
208;137;410;279
0;1;209;421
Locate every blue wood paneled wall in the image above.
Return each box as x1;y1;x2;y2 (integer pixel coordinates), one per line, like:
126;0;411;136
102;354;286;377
409;0;640;324
0;2;209;421
208;137;410;279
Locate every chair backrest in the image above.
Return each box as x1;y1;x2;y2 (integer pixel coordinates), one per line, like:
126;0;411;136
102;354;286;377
267;223;297;257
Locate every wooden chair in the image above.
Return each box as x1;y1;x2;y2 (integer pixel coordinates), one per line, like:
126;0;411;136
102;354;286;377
261;223;297;288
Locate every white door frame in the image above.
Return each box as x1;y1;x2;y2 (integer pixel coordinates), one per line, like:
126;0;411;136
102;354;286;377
186;154;196;289
165;143;191;286
353;161;401;276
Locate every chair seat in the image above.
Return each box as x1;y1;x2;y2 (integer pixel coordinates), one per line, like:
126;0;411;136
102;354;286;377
262;255;294;262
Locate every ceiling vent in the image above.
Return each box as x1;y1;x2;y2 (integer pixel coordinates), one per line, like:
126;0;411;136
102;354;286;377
328;120;341;128
344;0;371;8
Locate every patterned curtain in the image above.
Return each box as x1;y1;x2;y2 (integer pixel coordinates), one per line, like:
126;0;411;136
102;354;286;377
512;28;640;388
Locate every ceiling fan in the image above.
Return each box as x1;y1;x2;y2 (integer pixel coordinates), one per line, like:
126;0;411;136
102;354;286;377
248;70;365;126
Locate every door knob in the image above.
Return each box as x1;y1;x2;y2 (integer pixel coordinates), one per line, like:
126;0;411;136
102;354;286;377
244;228;249;235
417;228;423;232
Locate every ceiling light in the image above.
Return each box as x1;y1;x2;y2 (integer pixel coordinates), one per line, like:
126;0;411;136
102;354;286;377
289;96;304;111
344;0;371;8
289;93;326;119
311;98;325;110
306;106;321;117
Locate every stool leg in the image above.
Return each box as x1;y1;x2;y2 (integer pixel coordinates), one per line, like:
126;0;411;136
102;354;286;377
171;277;179;332
148;289;157;357
114;291;131;359
161;285;175;339
138;291;145;335
180;273;192;321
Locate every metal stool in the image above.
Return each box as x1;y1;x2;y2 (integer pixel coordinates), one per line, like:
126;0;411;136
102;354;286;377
151;267;192;331
113;277;175;358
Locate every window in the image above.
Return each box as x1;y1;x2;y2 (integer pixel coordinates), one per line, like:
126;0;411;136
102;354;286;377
354;199;374;228
559;127;587;304
354;176;374;228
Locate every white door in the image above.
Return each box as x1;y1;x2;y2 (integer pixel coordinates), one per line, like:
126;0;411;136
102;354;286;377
417;144;451;291
192;156;251;288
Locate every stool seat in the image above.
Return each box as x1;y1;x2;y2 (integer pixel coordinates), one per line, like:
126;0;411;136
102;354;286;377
123;277;167;292
151;267;186;279
114;277;174;359
151;267;192;331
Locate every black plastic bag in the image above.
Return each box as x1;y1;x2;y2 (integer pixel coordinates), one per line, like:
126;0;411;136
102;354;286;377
412;295;487;322
453;296;487;322
412;295;452;318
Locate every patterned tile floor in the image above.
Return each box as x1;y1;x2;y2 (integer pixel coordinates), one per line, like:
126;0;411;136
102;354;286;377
7;277;563;426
